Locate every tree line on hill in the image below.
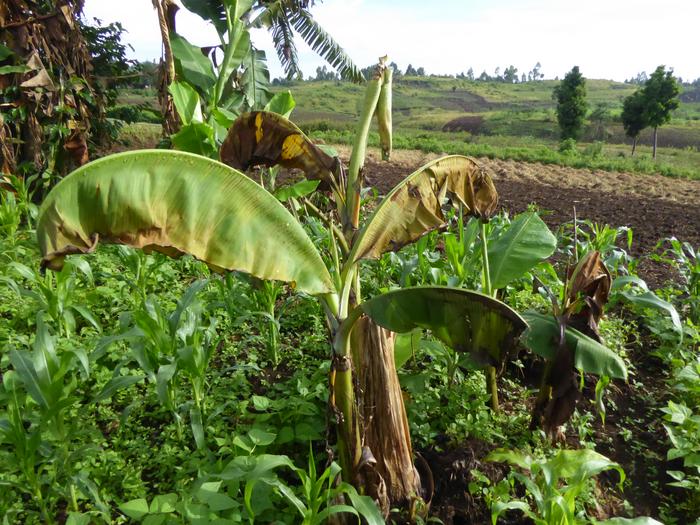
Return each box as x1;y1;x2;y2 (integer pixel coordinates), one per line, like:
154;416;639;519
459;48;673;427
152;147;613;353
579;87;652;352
554;65;680;159
288;61;547;83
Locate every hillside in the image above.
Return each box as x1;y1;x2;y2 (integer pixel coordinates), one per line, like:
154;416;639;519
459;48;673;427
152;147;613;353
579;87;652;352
278;76;700;179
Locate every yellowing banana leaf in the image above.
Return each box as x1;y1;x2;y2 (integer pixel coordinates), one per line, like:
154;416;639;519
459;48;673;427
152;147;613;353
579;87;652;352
220;111;337;184
347;155;498;265
37;150;334;295
354;286;526;366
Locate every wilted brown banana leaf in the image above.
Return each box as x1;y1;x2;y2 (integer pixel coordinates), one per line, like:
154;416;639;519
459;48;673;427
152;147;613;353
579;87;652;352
567;250;611;340
347;155;498;264
540;327;580;437
220;111;337;184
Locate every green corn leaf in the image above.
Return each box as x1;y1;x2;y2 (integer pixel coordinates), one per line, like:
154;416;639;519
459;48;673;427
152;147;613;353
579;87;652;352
620;290;683;342
94;375;145;403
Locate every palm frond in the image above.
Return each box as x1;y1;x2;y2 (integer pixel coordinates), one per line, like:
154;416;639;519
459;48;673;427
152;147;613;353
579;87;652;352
271;14;301;80
288;8;365;83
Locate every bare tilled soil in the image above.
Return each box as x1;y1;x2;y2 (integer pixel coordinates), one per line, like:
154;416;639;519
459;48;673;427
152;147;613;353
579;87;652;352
334;145;700;287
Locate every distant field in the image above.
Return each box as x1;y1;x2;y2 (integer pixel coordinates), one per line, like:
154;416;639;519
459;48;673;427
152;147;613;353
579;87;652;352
116;77;700;179
285;76;700;180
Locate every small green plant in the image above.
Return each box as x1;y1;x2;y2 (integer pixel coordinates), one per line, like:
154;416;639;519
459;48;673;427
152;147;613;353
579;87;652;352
487;447;660;525
2;260;101;336
117;452;383;524
99;279;219;448
662;399;700;517
1;320;105;523
559;137;579;154
654;238;700;322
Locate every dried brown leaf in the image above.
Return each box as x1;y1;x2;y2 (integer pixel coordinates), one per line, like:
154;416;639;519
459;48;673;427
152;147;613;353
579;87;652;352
220;111;337;184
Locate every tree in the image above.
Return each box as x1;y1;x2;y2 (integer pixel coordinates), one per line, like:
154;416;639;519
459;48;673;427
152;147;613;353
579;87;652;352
589;102;610;141
415;66;425;76
315;64;337;80
621;91;648;156
528;61;543;81
494;66;501;81
466;67;474;80
249;0;364;82
503;65;518;83
405;63;417;76
627;71;648;85
554;66;588;141
389;61;401;77
641;65;679;159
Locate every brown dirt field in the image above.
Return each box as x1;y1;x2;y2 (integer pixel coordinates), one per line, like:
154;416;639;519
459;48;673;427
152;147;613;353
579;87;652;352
334;145;700;287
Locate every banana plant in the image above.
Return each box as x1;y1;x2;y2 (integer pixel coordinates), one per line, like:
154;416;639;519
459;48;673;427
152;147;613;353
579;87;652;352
166;0;364;153
36;60;526;516
525;251;628;436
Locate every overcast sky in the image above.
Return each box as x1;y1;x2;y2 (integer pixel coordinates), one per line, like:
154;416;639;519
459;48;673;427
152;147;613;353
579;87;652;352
82;0;700;82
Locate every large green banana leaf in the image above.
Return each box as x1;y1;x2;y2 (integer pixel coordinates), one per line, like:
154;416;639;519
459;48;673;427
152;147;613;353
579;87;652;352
347;155;498;266
37;150;335;295
351;286;527;366
488;212;557;290
522;311;627;380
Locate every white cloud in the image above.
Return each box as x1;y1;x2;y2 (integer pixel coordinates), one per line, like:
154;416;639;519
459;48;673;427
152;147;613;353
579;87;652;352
82;0;700;81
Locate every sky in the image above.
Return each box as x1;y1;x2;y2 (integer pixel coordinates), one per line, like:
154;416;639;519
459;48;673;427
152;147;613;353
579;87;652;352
82;0;700;82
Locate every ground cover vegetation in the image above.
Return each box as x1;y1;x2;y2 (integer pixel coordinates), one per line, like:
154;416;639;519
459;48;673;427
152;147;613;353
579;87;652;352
1;1;699;524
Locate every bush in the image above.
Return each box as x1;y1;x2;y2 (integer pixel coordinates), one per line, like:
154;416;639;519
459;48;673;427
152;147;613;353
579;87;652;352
558;138;578;155
107;104;162;124
583;141;604;158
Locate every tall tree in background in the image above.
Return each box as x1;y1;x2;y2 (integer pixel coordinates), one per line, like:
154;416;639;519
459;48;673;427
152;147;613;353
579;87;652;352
503;65;518;83
641;65;679;159
621;90;647;156
554;66;588;141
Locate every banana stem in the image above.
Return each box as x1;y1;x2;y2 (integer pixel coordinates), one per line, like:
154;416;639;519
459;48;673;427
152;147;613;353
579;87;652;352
480;219;500;411
345;66;384;233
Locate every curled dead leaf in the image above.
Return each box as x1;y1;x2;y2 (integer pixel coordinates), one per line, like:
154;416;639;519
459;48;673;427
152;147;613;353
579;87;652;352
567;250;611;340
64;132;88;166
349;155;498;263
220;111;337;185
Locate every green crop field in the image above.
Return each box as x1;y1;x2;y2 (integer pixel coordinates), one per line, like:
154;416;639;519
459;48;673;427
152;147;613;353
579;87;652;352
115;77;700;179
4;3;700;523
